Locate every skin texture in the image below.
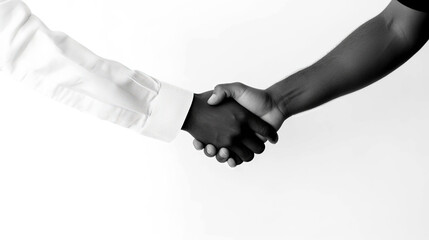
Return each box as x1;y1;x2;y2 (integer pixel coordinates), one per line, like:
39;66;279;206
195;0;429;167
182;91;278;164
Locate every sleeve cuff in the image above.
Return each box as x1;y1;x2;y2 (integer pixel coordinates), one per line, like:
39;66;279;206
141;81;194;142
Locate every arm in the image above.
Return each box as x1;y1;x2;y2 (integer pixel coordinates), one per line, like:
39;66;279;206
0;0;278;162
268;0;429;119
0;0;193;141
196;0;429;166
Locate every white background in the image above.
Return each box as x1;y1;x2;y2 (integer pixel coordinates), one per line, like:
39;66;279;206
1;0;428;239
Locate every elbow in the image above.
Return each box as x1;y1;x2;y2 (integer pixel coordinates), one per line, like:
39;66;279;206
380;2;429;49
380;11;413;47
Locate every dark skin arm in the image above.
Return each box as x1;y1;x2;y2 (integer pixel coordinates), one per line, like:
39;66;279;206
195;0;429;166
268;0;429;118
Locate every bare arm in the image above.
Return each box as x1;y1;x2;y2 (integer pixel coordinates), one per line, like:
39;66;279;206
267;0;429;119
196;1;429;167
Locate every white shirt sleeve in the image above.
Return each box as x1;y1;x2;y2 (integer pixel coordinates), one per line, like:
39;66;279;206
0;0;194;142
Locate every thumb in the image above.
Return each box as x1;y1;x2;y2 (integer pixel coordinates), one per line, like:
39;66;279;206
207;83;246;105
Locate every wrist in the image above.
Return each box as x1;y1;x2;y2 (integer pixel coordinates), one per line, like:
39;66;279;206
266;69;314;119
181;93;197;132
266;87;292;121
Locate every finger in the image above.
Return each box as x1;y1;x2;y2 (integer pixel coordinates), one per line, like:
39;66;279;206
234;156;244;166
207;92;226;105
193;139;205;150
228;152;244;166
227;158;237;168
207;83;246;105
242;134;265;155
230;144;254;163
204;144;217;158
216;148;230;163
248;117;279;144
256;133;268;143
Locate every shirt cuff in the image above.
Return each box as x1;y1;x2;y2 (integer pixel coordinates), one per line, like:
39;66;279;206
141;81;194;142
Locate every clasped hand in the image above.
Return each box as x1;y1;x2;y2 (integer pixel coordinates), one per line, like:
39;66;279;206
182;83;286;168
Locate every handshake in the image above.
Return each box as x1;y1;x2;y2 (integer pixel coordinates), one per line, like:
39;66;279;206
2;0;425;169
182;83;286;168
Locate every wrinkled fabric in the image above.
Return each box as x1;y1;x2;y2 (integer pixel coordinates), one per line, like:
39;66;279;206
0;0;193;141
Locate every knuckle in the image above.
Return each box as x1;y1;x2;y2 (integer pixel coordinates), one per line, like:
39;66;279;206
232;82;243;87
216;84;229;92
214;85;223;92
234;111;247;121
227;124;242;138
233;127;243;137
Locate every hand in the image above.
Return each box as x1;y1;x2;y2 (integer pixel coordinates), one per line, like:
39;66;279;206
193;83;286;167
182;91;278;164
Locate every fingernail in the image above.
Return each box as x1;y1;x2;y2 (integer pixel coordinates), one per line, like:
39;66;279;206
227;159;236;168
219;148;228;158
207;94;217;104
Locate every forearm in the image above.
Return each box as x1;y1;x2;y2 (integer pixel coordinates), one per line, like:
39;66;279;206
268;5;429;119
